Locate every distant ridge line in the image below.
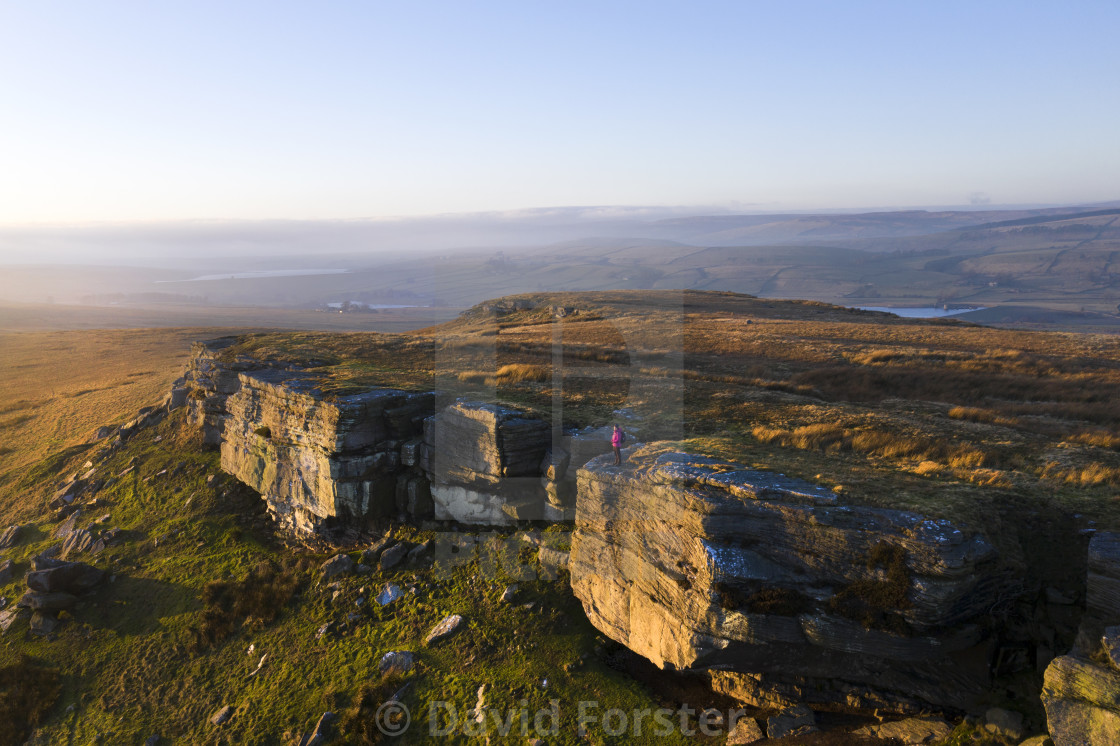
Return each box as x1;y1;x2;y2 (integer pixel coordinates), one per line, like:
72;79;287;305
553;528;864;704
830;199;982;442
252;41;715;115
963;208;1120;232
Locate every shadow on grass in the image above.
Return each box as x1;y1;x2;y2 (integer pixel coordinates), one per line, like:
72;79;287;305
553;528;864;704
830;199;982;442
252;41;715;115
85;574;201;637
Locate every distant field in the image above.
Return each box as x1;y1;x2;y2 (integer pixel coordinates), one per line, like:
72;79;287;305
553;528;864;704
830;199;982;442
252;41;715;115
0;301;459;333
0;328;229;514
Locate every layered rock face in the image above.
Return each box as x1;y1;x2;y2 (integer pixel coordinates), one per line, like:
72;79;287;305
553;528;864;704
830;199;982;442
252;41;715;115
420;403;618;526
220;369;434;533
182;338;267;446
182;342;601;532
1043;532;1120;745
422;402;551;525
570;449;1009;714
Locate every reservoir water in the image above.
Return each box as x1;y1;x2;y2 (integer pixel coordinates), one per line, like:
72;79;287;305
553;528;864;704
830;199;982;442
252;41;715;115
854;306;980;318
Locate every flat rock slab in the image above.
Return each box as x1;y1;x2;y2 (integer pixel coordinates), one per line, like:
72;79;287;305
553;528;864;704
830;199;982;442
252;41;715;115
855;717;952;743
26;559;105;595
297;711;335;746
210;705;233;726
425;614;464;645
21;591;78;612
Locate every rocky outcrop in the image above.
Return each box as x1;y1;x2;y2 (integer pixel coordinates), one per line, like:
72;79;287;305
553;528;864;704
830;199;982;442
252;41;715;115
1042;532;1120;745
219;369;434;533
180;338;629;533
570;449;1010;714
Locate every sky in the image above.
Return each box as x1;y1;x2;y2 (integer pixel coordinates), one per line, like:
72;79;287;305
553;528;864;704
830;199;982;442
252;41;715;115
1;1;1118;225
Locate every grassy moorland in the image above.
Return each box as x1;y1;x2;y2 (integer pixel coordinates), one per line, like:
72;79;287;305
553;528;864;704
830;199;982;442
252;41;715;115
1;288;1118;743
215;290;1120;529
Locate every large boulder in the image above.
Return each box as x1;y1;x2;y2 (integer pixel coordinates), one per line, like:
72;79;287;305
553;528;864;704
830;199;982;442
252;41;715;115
219;368;433;533
26;558;106;595
423;402;551;525
1043;655;1120;745
570;448;1008;715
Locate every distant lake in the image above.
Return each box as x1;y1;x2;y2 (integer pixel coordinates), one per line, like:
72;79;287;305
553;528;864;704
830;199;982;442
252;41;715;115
158;269;350;283
854;306;981;318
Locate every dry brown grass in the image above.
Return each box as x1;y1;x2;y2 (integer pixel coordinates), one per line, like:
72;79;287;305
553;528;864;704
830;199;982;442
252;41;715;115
1068;429;1120;450
495;363;550;383
1043;461;1120;488
0;328;239;515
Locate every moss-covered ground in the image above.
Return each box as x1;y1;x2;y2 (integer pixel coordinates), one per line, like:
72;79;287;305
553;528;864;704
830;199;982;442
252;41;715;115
1;411;728;744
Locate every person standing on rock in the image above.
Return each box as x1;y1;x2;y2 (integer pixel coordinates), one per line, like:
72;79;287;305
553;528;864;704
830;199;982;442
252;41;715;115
612;424;624;465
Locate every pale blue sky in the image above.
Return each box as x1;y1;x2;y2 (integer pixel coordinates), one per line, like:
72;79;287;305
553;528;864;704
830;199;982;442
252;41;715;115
1;1;1117;223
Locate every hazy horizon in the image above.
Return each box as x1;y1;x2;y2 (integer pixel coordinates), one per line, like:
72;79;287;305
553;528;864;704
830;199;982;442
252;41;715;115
2;2;1118;228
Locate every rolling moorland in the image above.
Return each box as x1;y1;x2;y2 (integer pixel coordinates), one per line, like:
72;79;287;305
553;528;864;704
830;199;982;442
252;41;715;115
3;204;1120;334
2;290;1120;743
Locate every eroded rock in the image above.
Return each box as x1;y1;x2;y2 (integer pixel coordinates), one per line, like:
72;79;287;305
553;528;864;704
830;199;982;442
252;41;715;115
571;448;1007;715
220;369;434;533
766;705;817;739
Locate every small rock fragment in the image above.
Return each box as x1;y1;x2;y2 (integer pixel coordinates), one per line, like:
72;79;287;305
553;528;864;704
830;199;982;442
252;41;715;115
378;651;415;676
983;708;1024;741
766;705;817;739
726;716;764;744
210;705;233;726
425;614;464;645
376;583;404;606
380;542;409;571
319;554;353;579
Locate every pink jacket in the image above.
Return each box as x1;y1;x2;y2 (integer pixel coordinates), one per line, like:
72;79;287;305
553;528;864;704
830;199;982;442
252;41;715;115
611;428;623;447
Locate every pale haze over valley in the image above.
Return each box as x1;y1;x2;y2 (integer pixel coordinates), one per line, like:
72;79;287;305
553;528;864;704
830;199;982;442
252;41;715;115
1;1;1118;330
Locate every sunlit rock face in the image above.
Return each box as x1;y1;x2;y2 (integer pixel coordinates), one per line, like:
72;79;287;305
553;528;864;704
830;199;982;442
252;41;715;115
570;449;1011;714
182;337;262;447
219;369;434;533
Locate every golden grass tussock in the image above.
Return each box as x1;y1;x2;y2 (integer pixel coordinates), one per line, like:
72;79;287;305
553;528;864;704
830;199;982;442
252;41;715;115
914;460;944;476
1068;429;1120;450
494;363;550;383
456;370;491;385
1043;461;1120;488
948;406;998;424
